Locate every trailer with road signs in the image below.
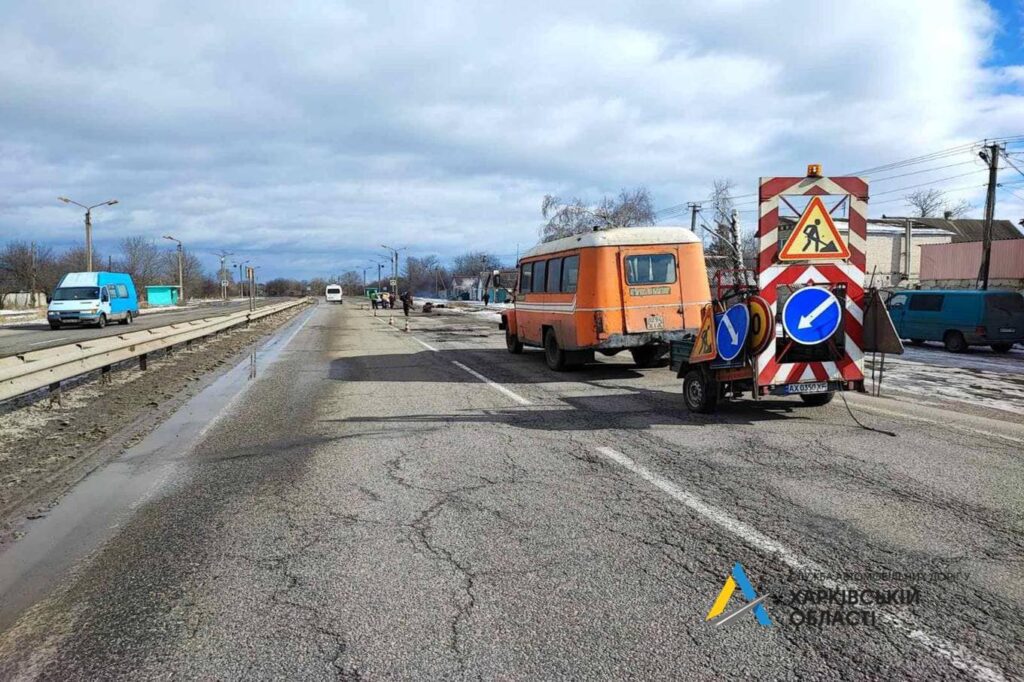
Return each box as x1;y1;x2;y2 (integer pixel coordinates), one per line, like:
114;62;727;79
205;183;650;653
670;165;868;413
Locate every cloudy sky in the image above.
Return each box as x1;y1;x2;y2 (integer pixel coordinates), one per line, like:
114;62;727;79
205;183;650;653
1;0;1022;280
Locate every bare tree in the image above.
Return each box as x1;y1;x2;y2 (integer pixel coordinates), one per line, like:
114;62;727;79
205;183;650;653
905;189;945;217
338;271;363;292
540;186;655;242
451;251;503;276
116;236;163;290
943;198;973;218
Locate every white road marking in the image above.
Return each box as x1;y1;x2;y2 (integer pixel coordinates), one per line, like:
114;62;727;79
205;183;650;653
30;337;70;346
451;360;531;405
412;337;439;352
594;446;1006;682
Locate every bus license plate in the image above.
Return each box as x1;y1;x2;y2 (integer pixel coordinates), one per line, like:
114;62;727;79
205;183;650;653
786;382;828;395
645;315;664;330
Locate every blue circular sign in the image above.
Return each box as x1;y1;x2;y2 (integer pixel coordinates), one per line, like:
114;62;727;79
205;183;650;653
716;303;750;361
781;287;842;345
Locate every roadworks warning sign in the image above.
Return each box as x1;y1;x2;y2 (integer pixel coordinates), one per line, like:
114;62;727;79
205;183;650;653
779;196;850;261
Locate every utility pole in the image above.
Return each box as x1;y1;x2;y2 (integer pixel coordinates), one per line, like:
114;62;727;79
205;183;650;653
29;241;36;307
904;217;912;284
687;202;702;232
729;209;747;286
978;141;1002;290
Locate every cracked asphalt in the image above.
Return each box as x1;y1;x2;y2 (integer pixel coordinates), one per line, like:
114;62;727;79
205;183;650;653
0;302;1022;680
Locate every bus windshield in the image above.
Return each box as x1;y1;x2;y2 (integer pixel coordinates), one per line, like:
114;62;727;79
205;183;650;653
52;287;100;301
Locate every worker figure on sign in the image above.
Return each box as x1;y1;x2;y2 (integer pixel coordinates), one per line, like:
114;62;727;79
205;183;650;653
801;218;825;253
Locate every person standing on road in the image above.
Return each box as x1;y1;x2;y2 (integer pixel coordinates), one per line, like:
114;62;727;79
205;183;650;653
483;292;490;307
371;293;378;310
401;290;413;317
389;292;396;309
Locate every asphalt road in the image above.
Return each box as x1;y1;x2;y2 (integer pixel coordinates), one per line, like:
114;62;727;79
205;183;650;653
0;302;1021;680
0;298;286;358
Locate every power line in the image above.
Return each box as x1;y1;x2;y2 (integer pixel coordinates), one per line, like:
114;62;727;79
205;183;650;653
1000;153;1024;182
870;169;988;197
870;182;987;206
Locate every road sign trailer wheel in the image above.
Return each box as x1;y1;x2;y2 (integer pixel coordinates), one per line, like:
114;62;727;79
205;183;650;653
683;368;718;413
630;345;664;368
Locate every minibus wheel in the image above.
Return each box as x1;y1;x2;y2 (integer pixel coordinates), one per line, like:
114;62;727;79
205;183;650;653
683;368;718;413
943;330;967;353
120;311;133;325
544;329;568;371
505;329;523;354
799;392;835;406
630;346;663;368
96;314;107;329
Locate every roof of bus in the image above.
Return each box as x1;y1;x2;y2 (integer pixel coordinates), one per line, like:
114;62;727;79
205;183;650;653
520;226;700;260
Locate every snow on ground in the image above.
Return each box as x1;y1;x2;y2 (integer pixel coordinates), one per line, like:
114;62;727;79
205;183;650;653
866;343;1024;415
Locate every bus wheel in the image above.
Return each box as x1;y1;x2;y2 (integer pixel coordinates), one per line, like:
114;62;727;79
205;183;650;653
505;329;523;354
943;330;967;353
544;329;568;371
799;392;835;406
683;368;718;413
630;346;663;368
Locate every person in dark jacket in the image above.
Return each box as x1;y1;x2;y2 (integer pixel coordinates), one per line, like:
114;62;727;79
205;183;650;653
389;292;397;309
401;291;413;316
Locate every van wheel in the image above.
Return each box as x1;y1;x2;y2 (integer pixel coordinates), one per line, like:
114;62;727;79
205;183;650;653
544;329;567;371
96;314;107;329
991;342;1013;353
631;346;663;368
505;329;523;354
120;311;132;325
683;368;718;413
943;330;967;353
799;392;835;406
909;339;925;346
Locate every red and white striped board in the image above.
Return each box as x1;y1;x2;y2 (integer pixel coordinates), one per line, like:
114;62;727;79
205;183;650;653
756;174;868;391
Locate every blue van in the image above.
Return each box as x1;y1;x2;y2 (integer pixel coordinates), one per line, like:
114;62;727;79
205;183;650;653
886;289;1024;353
47;272;140;330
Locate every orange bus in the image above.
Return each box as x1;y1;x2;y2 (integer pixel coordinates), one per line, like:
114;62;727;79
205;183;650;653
499;226;712;370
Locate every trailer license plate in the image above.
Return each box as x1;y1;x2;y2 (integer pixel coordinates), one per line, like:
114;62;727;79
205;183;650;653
786;382;828;395
645;315;664;330
999;327;1015;334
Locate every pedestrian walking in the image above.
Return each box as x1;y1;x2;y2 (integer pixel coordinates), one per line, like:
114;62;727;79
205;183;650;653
401;290;413;317
483;292;490;307
371;294;378;310
389;292;396;309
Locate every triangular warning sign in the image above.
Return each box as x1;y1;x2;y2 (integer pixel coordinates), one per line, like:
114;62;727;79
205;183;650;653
779;196;850;261
690;304;717;363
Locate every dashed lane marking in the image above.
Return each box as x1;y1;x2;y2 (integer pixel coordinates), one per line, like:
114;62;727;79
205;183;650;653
594;445;1006;682
451;360;532;406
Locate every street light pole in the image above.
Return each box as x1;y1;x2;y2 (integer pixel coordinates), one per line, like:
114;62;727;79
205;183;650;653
58;197;119;272
381;244;405;292
163;235;185;304
217;250;234;301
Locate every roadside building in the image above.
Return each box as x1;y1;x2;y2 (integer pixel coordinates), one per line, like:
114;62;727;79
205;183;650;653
145;285;181;307
449;276;480;301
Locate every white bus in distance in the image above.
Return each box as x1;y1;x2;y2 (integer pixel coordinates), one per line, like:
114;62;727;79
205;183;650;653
325;285;343;303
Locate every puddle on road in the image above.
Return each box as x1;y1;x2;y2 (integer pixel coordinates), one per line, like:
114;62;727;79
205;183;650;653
0;304;317;632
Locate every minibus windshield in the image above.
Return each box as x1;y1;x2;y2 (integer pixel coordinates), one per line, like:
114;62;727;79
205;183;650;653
52;287;100;301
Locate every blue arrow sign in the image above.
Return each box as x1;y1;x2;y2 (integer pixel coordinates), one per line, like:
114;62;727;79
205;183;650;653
716;303;750;361
781;287;842;345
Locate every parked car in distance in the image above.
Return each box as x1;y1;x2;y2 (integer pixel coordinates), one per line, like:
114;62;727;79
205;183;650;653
325;285;343;303
886;289;1024;353
47;271;140;330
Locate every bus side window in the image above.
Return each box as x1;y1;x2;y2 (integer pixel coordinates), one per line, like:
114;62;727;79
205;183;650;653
520;262;533;293
546;258;562;292
532;260;546;293
561;255;579;293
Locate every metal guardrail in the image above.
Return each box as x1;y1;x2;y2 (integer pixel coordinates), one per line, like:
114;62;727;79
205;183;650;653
0;298;310;403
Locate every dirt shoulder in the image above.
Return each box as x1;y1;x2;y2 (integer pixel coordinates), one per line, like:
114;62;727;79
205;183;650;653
0;301;313;545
